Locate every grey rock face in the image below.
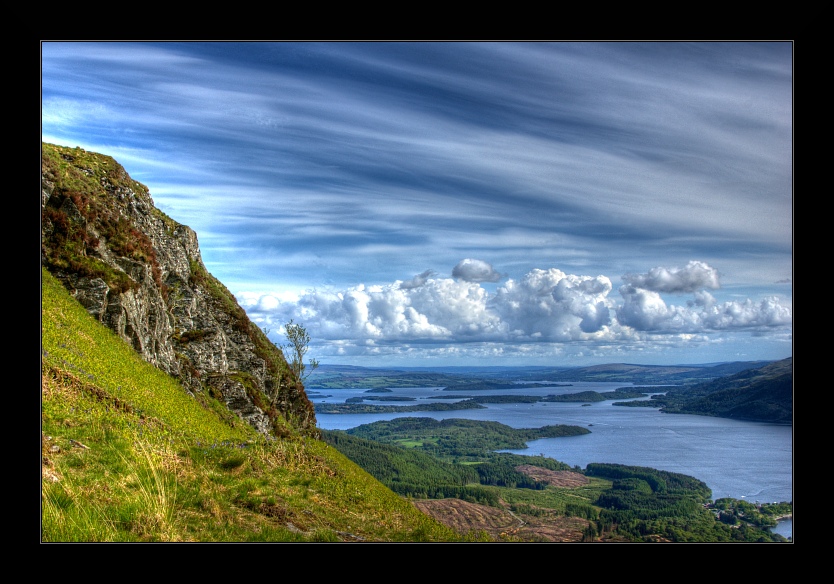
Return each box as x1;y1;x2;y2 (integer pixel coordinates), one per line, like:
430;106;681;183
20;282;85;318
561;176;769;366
41;143;317;437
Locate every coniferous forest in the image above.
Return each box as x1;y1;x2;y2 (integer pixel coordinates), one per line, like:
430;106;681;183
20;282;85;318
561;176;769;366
320;417;791;542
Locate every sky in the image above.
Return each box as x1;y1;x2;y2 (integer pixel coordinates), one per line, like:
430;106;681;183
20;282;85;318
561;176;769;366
41;41;793;368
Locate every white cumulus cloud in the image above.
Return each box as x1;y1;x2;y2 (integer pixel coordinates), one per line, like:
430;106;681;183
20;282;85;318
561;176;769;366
617;286;792;333
399;269;436;290
622;260;720;293
452;258;505;283
236;261;791;360
490;268;616;341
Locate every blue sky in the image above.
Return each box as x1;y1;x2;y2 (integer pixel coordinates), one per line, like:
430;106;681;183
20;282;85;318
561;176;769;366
41;41;793;367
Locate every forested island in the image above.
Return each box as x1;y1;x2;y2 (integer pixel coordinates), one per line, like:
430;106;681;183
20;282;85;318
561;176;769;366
322;417;791;542
315;399;487;414
315;387;650;413
541;388;648;402
346;395;417;402
440;381;572;391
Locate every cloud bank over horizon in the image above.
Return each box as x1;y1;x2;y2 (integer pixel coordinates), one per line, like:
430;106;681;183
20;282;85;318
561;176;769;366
237;258;791;365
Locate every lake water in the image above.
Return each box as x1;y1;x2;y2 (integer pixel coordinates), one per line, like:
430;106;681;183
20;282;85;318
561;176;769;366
310;382;793;539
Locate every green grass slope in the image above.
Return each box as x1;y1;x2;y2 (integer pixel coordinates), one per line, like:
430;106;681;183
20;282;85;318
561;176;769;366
41;267;471;542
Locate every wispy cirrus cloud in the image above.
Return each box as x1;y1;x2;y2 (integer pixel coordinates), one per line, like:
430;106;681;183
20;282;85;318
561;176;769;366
42;41;792;365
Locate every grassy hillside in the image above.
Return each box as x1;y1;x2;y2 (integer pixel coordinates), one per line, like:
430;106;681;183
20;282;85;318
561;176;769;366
41;267;473;542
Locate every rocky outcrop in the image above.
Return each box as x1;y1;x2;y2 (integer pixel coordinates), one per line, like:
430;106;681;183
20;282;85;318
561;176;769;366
41;142;317;437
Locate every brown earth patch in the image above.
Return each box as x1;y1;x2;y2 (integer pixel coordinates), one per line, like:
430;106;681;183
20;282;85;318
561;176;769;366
413;498;591;542
514;466;589;488
412;466;594;542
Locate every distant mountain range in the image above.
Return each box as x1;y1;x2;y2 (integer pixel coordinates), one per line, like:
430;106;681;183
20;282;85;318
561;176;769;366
310;358;793;424
310;360;780;386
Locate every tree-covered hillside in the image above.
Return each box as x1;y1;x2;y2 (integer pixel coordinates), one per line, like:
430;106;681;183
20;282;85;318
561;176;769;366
620;357;792;423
